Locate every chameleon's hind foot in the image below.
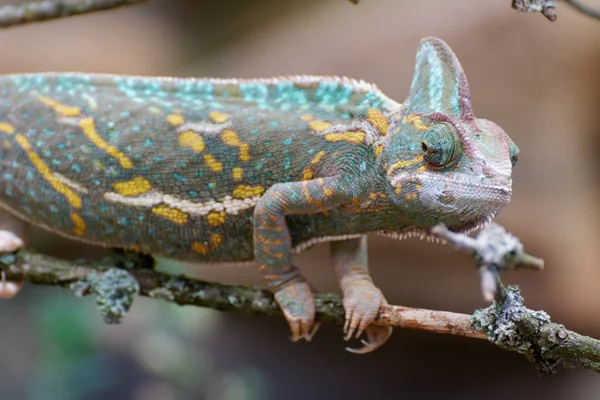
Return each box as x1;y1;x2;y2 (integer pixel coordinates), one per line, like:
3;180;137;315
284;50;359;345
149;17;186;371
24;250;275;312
340;277;391;354
345;325;392;354
0;230;25;299
341;278;387;340
274;281;319;342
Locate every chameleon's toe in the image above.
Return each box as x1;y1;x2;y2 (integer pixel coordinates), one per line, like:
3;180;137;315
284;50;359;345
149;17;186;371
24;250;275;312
274;281;318;342
0;230;24;253
346;326;393;354
0;271;22;299
0;231;25;299
342;278;386;341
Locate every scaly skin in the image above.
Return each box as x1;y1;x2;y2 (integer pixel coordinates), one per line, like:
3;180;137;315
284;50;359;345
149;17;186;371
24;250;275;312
0;37;518;352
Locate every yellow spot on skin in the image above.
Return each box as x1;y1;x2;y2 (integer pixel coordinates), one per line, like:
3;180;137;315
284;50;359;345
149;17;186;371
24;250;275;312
301;150;326;181
323;187;334;198
152;206;189;225
302;181;312;203
367;109;388;135
210;233;223;248
300;114;314;122
301;169;314;181
395;184;402;195
207;211;226;227
324;131;366;144
192;242;210;255
403;114;429;131
15;134;82;208
232;167;244;181
239;143;250;162
179;131;205;153
375;144;384;157
38;96;81;117
404;182;422;200
209;111;230;123
387;155;424;176
70;212;86;236
416;165;428;173
0;122;14;135
222;129;241;146
79;118;133;169
167;112;184;126
232;184;264;199
309;120;332;132
222;130;251;161
191;233;223;254
204;154;223;172
310;150;326;165
93;160;105;171
113;176;152;197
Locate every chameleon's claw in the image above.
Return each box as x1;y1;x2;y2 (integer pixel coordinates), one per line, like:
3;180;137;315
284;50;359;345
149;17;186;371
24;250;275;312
289;319;320;342
345;326;392;354
341;278;385;342
480;267;497;302
355;327;365;340
0;230;24;253
0;230;25;299
305;321;321;341
274;281;318;343
0;271;22;299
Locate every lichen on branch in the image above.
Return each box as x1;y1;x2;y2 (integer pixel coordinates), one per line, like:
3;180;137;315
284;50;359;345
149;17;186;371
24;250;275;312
1;223;600;376
0;0;150;28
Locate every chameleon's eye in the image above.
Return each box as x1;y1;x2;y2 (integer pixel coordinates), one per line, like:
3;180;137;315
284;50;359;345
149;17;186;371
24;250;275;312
509;140;519;167
421;122;462;168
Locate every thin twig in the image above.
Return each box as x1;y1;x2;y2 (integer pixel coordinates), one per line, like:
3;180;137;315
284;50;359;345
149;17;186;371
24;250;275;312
0;0;150;28
563;0;600;19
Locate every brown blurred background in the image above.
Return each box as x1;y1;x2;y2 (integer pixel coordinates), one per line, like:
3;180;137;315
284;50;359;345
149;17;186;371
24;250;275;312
1;0;600;398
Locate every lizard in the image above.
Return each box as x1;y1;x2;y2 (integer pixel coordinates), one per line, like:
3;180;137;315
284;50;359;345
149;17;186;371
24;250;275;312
0;37;518;353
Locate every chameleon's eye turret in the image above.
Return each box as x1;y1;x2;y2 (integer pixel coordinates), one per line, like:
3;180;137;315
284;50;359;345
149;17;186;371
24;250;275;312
421;122;462;168
509;139;519;167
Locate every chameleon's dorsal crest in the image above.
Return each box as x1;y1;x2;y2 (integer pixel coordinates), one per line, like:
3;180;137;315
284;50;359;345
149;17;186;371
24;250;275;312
403;37;473;120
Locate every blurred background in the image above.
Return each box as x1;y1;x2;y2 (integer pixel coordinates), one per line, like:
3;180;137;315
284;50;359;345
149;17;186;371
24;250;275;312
0;0;600;398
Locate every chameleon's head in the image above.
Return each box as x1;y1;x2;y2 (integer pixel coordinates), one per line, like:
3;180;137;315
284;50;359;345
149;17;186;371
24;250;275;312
383;37;518;235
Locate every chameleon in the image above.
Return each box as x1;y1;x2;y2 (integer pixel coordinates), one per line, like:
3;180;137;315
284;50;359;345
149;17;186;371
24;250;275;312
0;37;518;353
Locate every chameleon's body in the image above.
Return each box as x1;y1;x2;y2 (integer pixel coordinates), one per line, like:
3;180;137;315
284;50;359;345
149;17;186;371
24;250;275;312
0;38;517;351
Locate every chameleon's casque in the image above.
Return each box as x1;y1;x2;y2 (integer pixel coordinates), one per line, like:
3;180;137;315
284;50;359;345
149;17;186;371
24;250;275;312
0;37;517;352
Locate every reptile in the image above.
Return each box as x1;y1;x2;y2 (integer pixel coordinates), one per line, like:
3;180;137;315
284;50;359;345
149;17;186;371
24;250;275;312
0;37;518;353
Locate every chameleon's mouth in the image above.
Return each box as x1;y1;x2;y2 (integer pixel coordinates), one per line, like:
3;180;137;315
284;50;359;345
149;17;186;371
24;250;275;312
376;211;498;243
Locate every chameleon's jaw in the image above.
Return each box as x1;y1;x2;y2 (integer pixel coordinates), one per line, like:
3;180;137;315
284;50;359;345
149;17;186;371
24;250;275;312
377;211;498;243
380;171;512;243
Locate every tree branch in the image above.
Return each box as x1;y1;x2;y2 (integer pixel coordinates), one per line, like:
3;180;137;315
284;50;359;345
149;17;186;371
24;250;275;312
1;223;600;377
0;248;486;338
0;0;150;28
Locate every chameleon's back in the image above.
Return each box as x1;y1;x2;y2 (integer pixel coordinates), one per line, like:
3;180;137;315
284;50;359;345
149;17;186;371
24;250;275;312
0;73;397;262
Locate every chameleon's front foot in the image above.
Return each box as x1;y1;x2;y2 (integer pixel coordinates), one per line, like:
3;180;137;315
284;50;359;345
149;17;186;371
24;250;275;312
341;277;391;354
274;281;319;342
0;230;25;299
